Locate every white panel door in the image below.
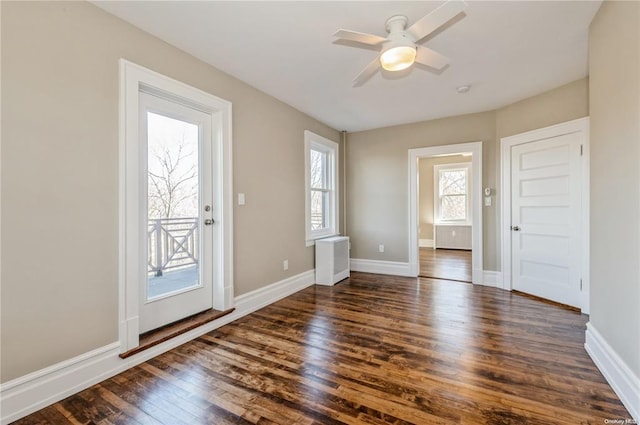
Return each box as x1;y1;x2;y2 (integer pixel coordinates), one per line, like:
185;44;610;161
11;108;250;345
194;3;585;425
139;92;216;333
511;133;582;307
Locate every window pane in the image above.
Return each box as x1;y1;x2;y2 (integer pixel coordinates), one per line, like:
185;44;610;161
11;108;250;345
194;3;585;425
147;112;199;219
440;170;466;195
146;111;200;298
310;189;327;230
310;149;327;189
441;195;466;220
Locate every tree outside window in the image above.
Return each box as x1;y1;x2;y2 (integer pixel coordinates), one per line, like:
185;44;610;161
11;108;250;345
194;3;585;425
439;169;467;220
435;163;471;223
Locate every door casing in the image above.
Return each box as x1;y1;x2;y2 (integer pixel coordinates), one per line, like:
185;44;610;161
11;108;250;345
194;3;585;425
119;59;234;352
500;117;590;313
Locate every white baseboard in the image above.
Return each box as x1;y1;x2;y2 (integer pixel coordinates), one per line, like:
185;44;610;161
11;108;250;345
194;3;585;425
234;269;315;314
350;258;412;277
585;322;640;421
0;270;315;424
419;239;434;248
349;259;502;286
481;270;502;288
0;342;123;425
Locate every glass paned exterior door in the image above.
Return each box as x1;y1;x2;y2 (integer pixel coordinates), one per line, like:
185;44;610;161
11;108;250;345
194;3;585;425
139;92;214;333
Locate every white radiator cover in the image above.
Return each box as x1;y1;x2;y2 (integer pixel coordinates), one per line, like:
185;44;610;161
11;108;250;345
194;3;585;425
315;236;350;285
434;225;472;250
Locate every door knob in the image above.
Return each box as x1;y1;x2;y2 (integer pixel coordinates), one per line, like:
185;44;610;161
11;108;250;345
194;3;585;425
204;218;215;226
511;225;520;231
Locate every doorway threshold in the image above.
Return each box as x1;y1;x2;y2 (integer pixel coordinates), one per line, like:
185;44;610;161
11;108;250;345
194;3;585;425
419;275;472;283
119;308;235;359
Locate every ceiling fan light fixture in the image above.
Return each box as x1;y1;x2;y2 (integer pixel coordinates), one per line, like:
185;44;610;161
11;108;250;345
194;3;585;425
380;45;416;71
335;0;467;85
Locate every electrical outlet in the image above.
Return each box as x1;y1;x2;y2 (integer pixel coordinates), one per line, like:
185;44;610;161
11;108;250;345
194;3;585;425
379;244;385;253
283;259;288;271
238;193;246;205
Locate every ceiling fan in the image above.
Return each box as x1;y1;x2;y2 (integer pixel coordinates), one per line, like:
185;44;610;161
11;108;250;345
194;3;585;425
333;0;467;86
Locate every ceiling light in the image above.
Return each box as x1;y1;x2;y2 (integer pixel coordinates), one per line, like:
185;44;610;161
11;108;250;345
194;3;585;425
380;45;417;71
456;84;471;93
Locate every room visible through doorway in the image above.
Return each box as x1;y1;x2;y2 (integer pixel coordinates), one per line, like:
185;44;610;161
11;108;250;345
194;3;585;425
417;154;473;282
420;248;472;282
409;142;486;283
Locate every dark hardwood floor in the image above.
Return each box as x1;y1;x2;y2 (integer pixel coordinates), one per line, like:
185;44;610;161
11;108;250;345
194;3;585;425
420;247;472;282
15;272;630;424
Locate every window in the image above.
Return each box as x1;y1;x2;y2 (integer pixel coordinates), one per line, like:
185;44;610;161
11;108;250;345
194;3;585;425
434;163;471;224
304;131;338;244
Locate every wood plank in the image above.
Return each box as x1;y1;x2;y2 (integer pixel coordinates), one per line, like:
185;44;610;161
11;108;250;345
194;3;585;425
13;272;631;424
419;247;472;282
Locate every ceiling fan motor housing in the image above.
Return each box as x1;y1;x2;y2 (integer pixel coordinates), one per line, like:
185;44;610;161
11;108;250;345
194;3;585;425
383;15;417;52
385;15;409;34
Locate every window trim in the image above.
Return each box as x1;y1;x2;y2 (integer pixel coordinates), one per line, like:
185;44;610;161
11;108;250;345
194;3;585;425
304;130;339;245
434;162;472;225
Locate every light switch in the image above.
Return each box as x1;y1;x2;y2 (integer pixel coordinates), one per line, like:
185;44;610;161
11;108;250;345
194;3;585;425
238;193;245;205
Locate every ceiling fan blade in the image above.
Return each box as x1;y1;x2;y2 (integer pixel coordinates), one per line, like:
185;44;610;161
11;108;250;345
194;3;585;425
407;0;466;42
334;29;387;46
353;57;381;87
415;45;449;70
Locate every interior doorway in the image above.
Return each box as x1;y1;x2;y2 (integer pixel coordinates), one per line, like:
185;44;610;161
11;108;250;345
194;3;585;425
417;156;473;281
408;142;483;284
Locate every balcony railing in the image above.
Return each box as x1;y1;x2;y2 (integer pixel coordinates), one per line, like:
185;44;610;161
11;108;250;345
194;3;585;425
311;212;324;230
148;217;198;276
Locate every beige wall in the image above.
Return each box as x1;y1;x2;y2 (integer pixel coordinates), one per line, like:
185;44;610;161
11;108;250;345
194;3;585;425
418;156;470;240
589;0;640;378
0;1;340;382
496;78;589;140
346;111;496;264
346;78;588;270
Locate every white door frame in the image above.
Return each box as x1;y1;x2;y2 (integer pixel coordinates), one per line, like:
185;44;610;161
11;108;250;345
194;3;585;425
119;60;234;352
500;117;589;313
408;142;483;283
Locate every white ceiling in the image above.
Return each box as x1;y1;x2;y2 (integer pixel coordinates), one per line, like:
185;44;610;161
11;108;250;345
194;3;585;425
94;1;601;132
